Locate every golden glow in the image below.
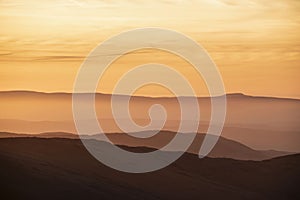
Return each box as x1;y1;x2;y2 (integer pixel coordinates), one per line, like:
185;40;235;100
0;0;299;98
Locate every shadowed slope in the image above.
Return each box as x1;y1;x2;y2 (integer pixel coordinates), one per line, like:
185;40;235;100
0;138;299;200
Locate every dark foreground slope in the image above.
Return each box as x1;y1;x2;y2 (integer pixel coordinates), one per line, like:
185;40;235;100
0;138;299;200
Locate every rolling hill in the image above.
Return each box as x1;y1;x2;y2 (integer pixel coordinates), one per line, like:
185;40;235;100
0;131;291;161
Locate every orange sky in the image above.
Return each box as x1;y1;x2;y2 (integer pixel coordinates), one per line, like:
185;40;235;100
0;0;299;98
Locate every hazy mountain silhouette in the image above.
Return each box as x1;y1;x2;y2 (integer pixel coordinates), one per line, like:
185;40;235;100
0;91;299;152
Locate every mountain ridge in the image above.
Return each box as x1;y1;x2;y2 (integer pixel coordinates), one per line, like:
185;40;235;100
0;90;299;101
0;131;292;161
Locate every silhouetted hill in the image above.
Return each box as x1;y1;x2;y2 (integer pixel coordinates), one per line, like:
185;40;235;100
0;131;291;161
0;138;299;200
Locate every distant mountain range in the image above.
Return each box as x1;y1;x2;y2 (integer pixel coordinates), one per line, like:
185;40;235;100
0;90;299;152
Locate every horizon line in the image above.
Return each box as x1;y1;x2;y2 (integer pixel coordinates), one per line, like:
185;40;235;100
0;90;299;100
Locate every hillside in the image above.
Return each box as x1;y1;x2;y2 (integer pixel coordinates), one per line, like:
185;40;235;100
0;138;299;200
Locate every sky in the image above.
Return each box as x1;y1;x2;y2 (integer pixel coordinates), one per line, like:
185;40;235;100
0;0;299;98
